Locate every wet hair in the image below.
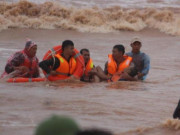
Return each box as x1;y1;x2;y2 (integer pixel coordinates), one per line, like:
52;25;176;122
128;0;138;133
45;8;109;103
80;48;89;54
62;40;74;51
113;44;125;54
76;129;113;135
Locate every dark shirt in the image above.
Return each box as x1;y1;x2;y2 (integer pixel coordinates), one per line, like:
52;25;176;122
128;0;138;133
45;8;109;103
39;57;60;74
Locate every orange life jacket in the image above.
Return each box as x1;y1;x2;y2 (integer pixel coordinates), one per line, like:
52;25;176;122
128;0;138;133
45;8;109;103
107;54;132;76
42;45;84;81
84;58;94;76
1;50;39;78
21;50;39;77
55;54;77;79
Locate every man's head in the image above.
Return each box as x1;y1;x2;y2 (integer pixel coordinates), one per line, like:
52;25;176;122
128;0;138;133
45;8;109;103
25;40;37;58
112;44;125;60
80;49;90;64
130;37;142;54
35;115;80;135
62;40;74;56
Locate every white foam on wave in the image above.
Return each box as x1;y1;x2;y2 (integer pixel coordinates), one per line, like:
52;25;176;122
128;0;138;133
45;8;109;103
0;1;180;36
5;0;180;8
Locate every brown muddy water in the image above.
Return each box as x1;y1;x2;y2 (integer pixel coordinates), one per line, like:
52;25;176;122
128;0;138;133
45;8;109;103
0;0;180;135
0;28;180;135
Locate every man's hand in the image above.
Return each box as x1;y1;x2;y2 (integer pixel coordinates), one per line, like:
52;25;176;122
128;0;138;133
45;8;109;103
121;72;138;81
88;68;97;75
137;72;144;79
14;66;29;74
50;71;58;76
64;75;78;82
121;72;130;80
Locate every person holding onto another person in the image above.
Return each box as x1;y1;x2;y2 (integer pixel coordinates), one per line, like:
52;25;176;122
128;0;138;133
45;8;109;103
90;44;137;82
126;37;150;80
1;39;40;78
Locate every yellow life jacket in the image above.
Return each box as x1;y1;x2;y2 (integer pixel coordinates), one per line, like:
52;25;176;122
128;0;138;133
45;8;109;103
84;58;94;76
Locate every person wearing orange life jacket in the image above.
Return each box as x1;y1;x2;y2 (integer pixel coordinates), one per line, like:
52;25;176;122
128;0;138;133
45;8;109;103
39;40;79;81
91;44;138;81
1;39;40;79
80;48;100;82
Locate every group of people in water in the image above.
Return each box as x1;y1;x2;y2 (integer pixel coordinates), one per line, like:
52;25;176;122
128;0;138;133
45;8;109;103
0;37;150;82
2;37;180;134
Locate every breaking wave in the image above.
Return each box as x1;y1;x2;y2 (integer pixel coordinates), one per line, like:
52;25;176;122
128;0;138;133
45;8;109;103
0;0;180;35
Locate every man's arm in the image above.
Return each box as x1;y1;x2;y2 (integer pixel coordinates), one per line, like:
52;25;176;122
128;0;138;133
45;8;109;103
121;62;138;81
32;58;40;78
104;61;108;75
141;54;150;75
121;72;138;81
5;52;25;74
39;57;60;74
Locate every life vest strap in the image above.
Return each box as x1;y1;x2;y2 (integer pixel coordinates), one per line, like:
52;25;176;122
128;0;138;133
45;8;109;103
50;48;56;55
74;53;81;58
56;71;70;76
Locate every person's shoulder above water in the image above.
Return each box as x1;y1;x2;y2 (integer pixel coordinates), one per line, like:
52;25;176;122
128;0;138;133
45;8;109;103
125;51;133;56
138;51;150;62
143;52;150;58
126;51;150;58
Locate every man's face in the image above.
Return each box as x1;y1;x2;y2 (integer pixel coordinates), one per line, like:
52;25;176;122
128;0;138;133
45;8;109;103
131;41;141;53
81;51;90;64
112;48;123;60
65;45;74;56
28;45;37;58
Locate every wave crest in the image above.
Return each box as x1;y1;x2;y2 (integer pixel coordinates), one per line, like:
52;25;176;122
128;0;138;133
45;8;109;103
0;0;180;35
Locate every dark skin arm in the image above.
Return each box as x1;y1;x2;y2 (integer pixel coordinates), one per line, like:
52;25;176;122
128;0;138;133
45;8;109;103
121;72;138;81
89;65;110;81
